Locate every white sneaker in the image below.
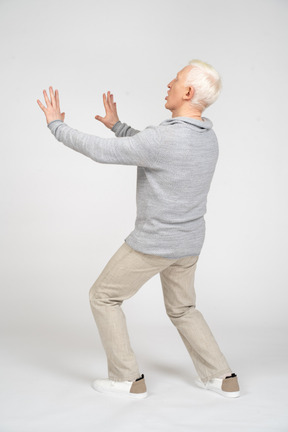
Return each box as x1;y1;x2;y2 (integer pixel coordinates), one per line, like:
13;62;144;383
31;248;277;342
91;373;148;399
196;373;240;398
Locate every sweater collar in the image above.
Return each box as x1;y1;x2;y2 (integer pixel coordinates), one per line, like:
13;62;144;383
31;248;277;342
160;116;213;130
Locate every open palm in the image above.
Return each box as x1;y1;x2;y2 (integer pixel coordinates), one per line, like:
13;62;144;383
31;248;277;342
95;91;119;129
37;86;65;125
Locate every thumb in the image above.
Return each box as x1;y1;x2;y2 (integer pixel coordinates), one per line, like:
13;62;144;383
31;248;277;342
95;115;105;123
61;112;65;121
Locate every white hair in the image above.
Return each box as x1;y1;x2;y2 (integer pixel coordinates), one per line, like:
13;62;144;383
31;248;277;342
185;59;222;111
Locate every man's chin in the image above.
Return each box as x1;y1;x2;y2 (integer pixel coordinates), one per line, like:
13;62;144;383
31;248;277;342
164;101;171;111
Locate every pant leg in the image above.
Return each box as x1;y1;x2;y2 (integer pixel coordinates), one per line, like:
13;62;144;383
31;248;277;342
89;242;178;382
159;254;232;383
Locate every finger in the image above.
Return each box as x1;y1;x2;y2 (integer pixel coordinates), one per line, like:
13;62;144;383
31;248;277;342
55;89;61;111
103;93;109;112
109;93;114;109
112;101;118;114
102;93;106;103
43;89;51;106
108;92;114;111
106;91;111;110
36;99;47;113
49;86;56;107
95;115;104;122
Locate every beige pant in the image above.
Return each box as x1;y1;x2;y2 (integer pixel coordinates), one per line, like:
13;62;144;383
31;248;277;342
89;242;232;384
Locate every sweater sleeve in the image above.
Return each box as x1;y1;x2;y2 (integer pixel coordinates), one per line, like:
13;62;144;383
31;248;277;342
47;120;160;168
111;121;140;137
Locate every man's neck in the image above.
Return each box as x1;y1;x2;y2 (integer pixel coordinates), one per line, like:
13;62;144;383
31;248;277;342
171;106;203;121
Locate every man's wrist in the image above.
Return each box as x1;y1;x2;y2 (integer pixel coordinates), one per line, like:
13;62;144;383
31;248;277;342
111;120;121;131
47;119;63;127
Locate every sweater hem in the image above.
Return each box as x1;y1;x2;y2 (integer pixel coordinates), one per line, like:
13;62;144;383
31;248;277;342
124;236;201;259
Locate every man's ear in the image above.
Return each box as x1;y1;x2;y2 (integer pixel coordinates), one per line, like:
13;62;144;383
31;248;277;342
184;86;194;101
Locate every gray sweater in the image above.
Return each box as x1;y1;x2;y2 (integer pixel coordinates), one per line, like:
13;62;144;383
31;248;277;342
47;116;219;258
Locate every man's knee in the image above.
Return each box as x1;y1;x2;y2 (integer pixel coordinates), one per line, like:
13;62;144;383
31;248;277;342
89;280;102;306
89;280;121;309
166;304;196;321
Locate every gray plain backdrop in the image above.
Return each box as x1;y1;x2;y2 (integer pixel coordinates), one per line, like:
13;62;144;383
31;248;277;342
1;0;288;431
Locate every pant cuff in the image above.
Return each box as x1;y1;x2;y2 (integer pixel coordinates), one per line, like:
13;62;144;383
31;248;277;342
108;373;141;382
200;368;232;384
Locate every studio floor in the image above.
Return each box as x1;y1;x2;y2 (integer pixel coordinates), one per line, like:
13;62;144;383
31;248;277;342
1;323;287;432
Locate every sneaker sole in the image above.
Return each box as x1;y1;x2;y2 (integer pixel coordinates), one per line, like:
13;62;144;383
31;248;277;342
206;385;240;398
91;383;148;399
195;379;240;398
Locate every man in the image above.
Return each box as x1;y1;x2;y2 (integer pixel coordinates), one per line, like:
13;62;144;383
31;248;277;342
37;60;240;399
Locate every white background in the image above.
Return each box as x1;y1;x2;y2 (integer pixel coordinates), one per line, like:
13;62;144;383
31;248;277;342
1;0;287;431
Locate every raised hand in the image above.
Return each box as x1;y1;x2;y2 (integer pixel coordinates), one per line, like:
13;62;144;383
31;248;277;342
37;86;65;125
95;91;120;129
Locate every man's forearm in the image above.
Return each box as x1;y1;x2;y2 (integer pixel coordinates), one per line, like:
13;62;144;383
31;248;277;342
47;120;124;164
111;121;140;137
47;119;159;168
